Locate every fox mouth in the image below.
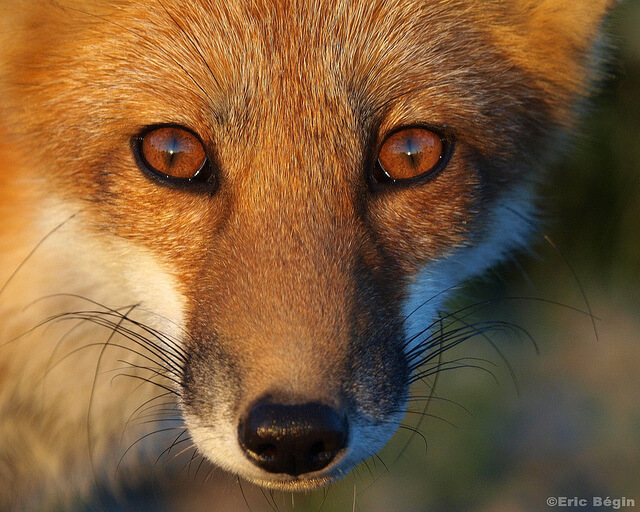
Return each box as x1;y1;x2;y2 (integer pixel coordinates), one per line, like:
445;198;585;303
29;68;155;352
244;473;338;492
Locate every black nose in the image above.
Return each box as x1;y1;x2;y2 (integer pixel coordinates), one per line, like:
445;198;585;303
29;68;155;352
238;398;348;476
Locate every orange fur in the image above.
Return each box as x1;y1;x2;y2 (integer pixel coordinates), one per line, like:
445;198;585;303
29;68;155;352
0;0;617;509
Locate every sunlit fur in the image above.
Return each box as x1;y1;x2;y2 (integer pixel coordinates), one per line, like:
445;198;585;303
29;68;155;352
0;0;616;509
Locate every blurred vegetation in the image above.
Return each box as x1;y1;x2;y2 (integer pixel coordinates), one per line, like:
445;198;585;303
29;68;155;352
550;0;640;287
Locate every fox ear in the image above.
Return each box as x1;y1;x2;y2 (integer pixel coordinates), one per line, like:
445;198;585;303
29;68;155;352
522;0;618;44
490;0;619;120
496;0;618;57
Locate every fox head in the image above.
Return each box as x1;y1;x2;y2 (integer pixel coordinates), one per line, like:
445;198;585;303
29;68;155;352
0;0;616;492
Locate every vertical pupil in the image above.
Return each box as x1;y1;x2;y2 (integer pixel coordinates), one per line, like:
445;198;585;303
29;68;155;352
403;136;418;166
403;137;416;156
164;135;182;166
167;136;180;155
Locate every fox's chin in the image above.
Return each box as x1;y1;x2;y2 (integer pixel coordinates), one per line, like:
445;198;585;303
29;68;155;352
220;441;353;491
243;474;338;492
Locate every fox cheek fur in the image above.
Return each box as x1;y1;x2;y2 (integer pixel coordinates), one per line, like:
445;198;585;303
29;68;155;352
0;0;618;504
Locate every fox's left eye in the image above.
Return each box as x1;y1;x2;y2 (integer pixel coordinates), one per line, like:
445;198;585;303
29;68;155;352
134;125;212;184
372;127;448;184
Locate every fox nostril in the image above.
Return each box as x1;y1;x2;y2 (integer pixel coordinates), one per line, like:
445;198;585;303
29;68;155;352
238;398;348;476
255;443;278;462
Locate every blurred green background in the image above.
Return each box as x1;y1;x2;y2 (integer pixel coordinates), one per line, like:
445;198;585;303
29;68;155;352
87;2;640;511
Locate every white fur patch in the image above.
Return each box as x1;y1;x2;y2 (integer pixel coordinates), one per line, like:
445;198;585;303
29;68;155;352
402;184;536;355
0;199;189;502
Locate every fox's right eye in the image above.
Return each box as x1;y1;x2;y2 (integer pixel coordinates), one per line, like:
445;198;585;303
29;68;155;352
371;126;450;185
134;125;214;185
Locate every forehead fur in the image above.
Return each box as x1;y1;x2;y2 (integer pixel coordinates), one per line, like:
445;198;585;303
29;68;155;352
2;0;613;148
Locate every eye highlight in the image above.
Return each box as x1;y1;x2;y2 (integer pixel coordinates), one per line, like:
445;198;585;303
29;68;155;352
135;125;212;183
372;127;449;185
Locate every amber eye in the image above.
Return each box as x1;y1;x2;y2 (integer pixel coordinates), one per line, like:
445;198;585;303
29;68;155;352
137;125;209;181
373;127;447;184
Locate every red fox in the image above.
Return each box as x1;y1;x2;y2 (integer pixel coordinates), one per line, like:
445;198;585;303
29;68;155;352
0;0;618;509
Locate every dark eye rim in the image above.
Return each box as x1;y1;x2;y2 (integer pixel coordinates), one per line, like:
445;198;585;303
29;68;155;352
132;123;217;191
369;124;455;189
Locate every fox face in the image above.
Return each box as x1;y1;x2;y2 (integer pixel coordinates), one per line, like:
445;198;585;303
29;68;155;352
0;0;616;504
